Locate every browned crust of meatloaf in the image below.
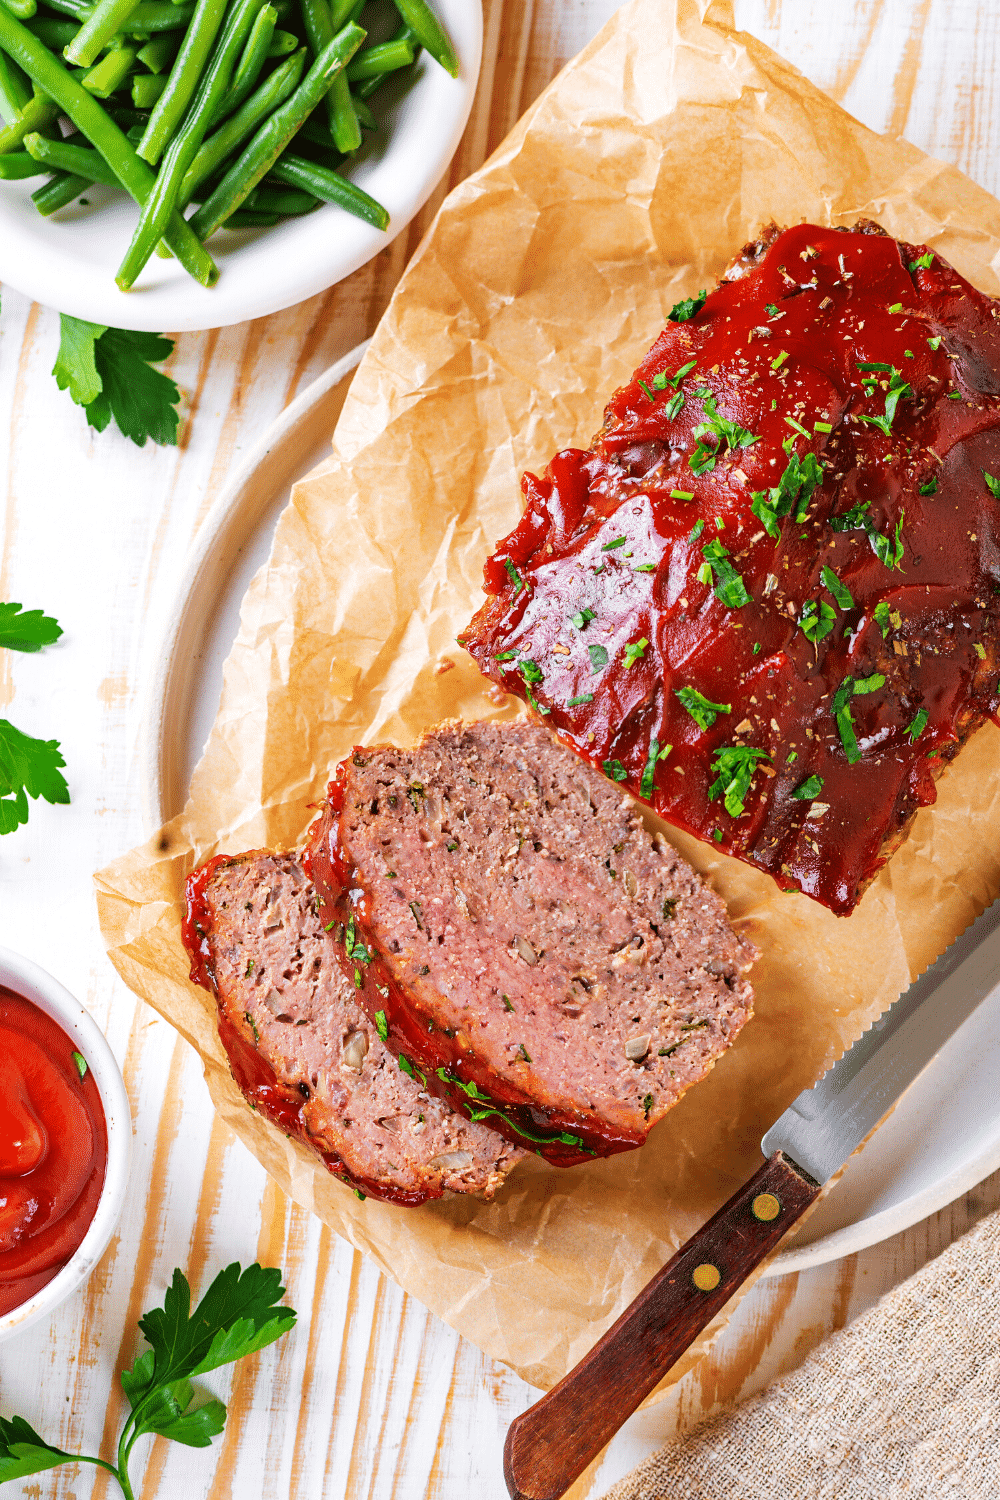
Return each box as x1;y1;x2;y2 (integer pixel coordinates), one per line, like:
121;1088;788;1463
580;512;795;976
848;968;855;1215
200;851;524;1200
329;719;757;1140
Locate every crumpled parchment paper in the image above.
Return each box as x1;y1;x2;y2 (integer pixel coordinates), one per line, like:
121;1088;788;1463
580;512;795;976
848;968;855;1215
97;0;1000;1393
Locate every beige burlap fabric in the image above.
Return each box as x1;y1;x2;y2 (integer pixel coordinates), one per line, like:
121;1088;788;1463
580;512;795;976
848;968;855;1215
603;1208;1000;1500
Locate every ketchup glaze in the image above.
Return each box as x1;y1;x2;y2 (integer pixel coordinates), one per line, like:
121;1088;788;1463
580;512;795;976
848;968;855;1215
0;988;108;1318
463;223;1000;914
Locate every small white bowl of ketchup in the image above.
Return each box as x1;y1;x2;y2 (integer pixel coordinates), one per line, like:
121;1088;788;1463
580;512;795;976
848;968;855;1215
0;946;131;1342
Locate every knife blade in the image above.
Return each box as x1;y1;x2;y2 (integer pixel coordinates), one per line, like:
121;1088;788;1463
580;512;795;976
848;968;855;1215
504;897;1000;1500
762;895;1000;1182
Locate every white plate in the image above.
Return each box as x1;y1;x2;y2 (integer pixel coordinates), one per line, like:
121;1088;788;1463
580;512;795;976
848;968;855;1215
0;1;481;331
143;349;1000;1271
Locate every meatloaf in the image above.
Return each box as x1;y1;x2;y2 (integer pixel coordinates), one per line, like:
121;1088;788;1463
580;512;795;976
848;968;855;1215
460;221;1000;915
306;719;756;1165
184;850;524;1204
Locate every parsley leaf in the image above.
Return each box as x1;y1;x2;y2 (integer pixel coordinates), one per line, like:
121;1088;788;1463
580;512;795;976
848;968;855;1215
985;472;1000;499
832;675;884;764
830;500;904;570
708;745;770;817
700;540;751;608
676;686;731;731
873;600;892;637
375;1010;389;1042
639;737;665;800
908;252;934;270
919;477;938;496
668;290;707;322
750;451;823;537
855;364;911;437
0;602;62;653
603;758;628;782
504;558;525;593
623;637;649;668
587;643;609;673
2;1263;295;1495
570;608;595;629
54;316;181;447
0;720;70;835
792;774;824;800
820;566;854;610
690;392;759;474
906;708;929;742
798;598;836;644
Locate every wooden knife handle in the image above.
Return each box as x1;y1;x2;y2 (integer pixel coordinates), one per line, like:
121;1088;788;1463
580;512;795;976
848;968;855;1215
504;1151;820;1500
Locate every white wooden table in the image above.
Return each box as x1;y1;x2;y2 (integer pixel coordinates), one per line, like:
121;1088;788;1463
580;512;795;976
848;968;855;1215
2;3;999;1497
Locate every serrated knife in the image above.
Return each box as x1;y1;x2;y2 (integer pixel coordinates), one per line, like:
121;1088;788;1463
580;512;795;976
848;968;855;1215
504;897;1000;1500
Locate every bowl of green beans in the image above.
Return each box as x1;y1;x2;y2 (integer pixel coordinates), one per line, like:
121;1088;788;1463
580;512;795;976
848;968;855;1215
0;0;479;329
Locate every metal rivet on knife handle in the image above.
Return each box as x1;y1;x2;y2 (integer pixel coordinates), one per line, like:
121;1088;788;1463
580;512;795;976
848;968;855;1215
692;1262;721;1292
751;1191;781;1221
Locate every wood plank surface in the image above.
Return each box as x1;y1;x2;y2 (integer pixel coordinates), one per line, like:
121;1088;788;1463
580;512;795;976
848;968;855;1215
1;3;999;1498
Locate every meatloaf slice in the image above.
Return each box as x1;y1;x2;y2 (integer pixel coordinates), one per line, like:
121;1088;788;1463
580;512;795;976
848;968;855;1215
184;850;524;1205
307;719;756;1164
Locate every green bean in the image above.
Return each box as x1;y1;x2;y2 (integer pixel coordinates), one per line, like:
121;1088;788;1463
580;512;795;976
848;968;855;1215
81;42;137;95
0;7;217;280
247;181;314;212
265;26;295;54
126;2;194;29
64;0;139;67
222;206;277;225
216;1;273;118
135;0;228;162
0;147;41;174
39;0;91;21
270;149;385;227
299;0;357;152
190;21;363;238
351;90;374;128
3;0;37;22
117;0;265;285
0;90;57;151
135;32;176;69
31;167;91;211
391;0;456;77
177;42;301;206
131;65;162;102
23;16;78;48
345;36;410;81
24;126;121;179
0;49;32;116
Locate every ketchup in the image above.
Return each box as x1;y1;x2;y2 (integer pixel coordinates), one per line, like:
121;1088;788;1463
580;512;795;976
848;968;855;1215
0;989;108;1318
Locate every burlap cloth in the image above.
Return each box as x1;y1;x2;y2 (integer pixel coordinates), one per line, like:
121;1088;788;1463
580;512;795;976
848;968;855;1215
601;1206;1000;1500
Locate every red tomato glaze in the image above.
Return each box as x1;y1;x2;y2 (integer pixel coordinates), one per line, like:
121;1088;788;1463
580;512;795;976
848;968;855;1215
462;223;1000;915
0;989;108;1318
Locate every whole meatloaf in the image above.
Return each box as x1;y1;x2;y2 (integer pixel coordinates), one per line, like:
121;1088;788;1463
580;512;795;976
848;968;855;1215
306;719;756;1165
184;850;524;1205
461;221;1000;915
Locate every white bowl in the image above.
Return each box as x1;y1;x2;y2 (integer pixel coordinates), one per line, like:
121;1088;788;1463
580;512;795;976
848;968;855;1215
0;947;132;1343
0;0;482;331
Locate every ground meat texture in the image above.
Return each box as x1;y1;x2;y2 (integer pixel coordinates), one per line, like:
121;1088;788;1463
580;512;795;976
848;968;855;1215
461;221;1000;915
306;720;756;1164
183;851;524;1205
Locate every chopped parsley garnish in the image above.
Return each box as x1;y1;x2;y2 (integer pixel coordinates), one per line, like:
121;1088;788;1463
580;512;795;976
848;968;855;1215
344;916;372;965
494;649;519;661
909;252;934;270
821;565;854;609
906;708;929;742
771;351;789;370
72;1050;88;1080
588;643;609;673
765;302;780;316
830;499;904;570
919;477;938;496
974;642;987;660
985;472;1000;499
668;289;707;322
676;686;731;731
664;391;685;420
504;558;525;593
832;674;885;764
700;539;751;607
947;391;962;400
814;420;833;433
570;607;595;629
873;600;892;637
708;745;771;817
855;673;886;693
687;518;704;541
634;563;656;572
518;1043;532;1063
519;659;543;684
623;637;649;669
927;335;943;350
856;365;911;436
784;415;810;439
750;450;823;537
798;598;836;644
792;773;824;800
658;359;696;389
601;536;627;551
672;489;696;503
712;829;723;843
690;392;760;472
752;641;762;654
602;758;628;782
567;693;593;707
888;302;903;314
689;440;717;476
502;995;515;1012
398;1053;427;1086
375;1010;389;1042
640;739;669;800
637;379;655;401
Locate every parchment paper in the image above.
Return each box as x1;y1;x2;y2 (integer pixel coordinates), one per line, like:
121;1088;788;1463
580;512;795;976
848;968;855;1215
97;0;1000;1393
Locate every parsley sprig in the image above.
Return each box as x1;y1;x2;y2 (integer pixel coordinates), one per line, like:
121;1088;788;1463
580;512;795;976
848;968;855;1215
698;539;751;608
54;315;182;447
0;1263;296;1500
750;451;823;538
708;746;771;817
855;362;912;437
0;601;69;834
830;500;905;571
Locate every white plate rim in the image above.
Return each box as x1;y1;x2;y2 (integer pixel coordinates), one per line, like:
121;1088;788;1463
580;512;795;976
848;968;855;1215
0;0;482;332
142;351;1000;1275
